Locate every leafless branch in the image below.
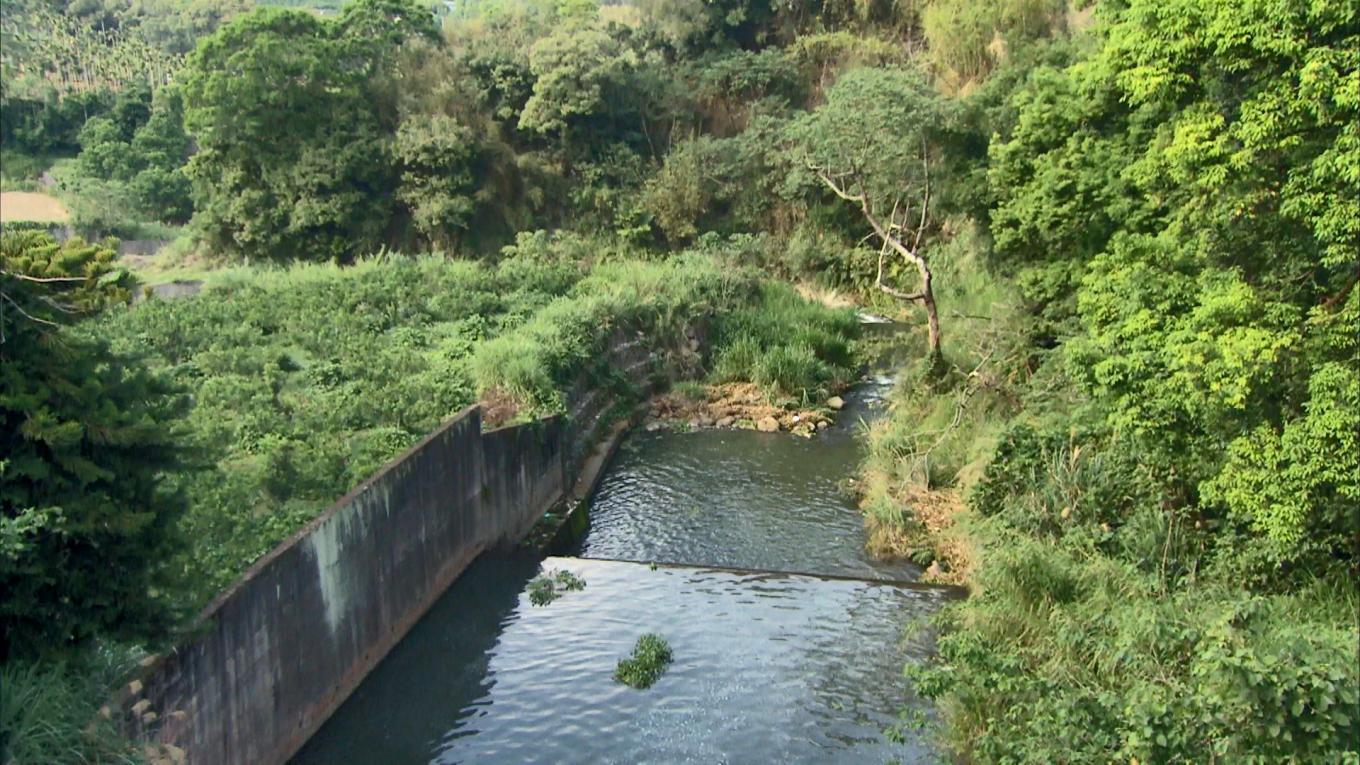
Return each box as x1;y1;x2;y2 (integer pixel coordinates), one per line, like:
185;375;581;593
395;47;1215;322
912;139;930;254
1;271;89;283
1;291;61;329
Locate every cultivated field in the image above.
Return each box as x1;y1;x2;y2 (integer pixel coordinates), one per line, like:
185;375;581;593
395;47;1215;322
0;191;70;223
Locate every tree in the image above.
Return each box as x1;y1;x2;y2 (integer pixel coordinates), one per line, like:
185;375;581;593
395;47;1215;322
72;85;193;227
128;86;193;223
519;24;667;165
1058;0;1360;576
181;1;432;261
393;115;480;249
786;66;947;357
0;232;185;658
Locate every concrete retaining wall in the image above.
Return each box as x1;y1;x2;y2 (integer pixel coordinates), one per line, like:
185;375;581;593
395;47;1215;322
116;407;565;765
118;239;172;258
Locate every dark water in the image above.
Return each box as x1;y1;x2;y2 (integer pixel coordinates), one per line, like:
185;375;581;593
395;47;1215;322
296;556;948;764
296;337;952;763
575;375;917;582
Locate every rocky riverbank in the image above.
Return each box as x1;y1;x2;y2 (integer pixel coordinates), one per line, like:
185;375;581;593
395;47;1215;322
644;382;845;437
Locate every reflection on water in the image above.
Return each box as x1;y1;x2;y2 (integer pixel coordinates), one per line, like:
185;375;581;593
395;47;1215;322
295;558;948;764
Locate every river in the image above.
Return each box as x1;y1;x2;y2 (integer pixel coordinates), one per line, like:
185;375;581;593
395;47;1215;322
294;343;952;764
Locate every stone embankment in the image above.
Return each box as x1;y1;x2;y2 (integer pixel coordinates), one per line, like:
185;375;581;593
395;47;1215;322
645;382;844;437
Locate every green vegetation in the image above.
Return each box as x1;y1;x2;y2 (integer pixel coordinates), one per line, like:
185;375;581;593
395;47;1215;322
0;647;145;765
709;282;858;402
613;633;673;689
89;254;577;600
785;66;946;357
3;0;1357;759
1;232;183;658
79;248;821;605
855;0;1360;760
526;568;586;606
471;253;756;415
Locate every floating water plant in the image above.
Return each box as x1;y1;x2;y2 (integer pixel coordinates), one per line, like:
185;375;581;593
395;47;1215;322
526;569;586;606
614;634;673;689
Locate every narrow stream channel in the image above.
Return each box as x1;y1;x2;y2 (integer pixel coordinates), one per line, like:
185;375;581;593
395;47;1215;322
295;334;952;764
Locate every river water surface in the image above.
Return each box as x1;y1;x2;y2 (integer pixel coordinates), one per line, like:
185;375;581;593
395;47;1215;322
295;356;951;764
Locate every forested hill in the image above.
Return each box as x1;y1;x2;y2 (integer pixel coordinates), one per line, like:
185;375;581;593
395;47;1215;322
2;0;1357;761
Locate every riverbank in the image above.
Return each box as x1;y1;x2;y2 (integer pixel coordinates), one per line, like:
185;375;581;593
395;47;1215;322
852;249;1360;760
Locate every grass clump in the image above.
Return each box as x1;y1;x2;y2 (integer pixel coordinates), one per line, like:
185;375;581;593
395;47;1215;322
614;634;673;689
472;253;758;416
526;569;587;606
709;282;860;402
0;648;145;765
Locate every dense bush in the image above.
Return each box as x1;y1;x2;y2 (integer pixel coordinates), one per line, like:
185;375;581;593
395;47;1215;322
89;255;581;599
1;233;183;658
861;0;1360;758
708;282;859;401
67;86;193;231
915;535;1359;762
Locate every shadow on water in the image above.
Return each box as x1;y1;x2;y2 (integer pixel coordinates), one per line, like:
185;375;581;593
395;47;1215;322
292;554;540;764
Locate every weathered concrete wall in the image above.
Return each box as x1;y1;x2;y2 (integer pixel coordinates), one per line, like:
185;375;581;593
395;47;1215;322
561;320;708;472
115;407;565;765
118;238;172;258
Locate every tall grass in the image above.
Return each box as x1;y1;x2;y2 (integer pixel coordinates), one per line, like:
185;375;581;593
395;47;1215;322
708;282;860;402
472;254;760;414
0;647;145;765
915;532;1360;762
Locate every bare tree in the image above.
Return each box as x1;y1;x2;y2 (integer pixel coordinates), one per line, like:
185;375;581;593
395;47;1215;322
787;66;944;360
812;138;939;355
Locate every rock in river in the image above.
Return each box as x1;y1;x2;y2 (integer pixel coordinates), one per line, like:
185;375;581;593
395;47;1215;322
756;416;780;432
827;396;845;411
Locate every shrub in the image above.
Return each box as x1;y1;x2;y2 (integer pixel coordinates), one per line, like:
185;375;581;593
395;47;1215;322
708;282;859;400
614;634;673;689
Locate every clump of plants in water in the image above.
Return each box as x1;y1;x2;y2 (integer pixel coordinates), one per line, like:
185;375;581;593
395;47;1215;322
614;634;673;689
526;569;586;606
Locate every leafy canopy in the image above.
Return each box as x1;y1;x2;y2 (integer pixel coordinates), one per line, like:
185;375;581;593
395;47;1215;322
1;232;185;659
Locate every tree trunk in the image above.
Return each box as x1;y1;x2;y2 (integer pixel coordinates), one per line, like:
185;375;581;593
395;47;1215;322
815;171;941;358
872;222;941;358
922;273;941;357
